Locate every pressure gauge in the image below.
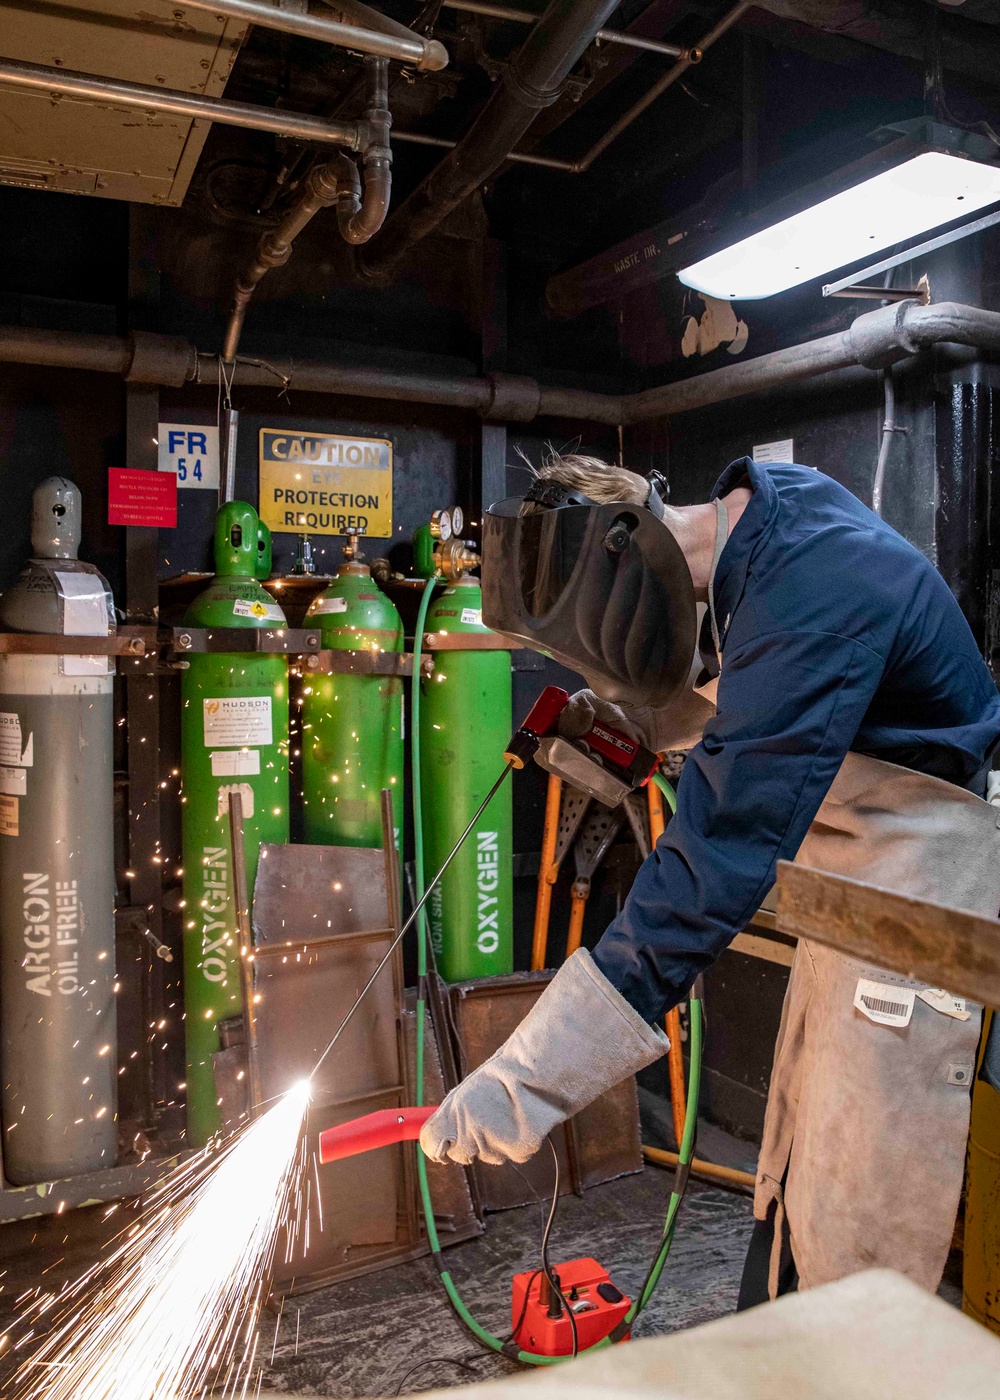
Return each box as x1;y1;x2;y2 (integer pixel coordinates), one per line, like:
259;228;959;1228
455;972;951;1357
450;506;464;537
430;509;452;542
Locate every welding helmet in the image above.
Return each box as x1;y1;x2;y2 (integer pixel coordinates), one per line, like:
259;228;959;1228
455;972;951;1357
481;474;697;707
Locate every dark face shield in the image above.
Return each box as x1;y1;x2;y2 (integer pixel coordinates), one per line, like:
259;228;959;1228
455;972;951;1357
481;498;697;707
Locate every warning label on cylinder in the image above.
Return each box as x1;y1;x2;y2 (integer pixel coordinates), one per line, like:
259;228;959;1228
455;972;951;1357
0;767;27;796
203;697;272;748
0;795;18;836
258;429;392;538
0;714;31;769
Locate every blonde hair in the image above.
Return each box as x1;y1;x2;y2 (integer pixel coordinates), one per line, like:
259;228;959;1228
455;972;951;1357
520;451;650;514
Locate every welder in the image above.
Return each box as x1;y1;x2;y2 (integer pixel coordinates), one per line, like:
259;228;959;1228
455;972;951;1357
420;452;1000;1307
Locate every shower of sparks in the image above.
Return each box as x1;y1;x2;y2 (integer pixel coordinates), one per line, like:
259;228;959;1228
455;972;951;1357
11;1081;310;1400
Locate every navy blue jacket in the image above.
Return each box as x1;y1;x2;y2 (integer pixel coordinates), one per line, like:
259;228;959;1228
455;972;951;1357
592;458;1000;1023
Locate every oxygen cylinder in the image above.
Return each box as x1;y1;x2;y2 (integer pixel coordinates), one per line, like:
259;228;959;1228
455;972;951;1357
181;502;289;1146
301;534;403;849
256;519;272;580
419;574;513;981
0;478;117;1184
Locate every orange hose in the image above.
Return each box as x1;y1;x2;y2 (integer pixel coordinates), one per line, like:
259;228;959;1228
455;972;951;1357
531;773;563;971
648;775;687;1148
642;1144;755;1190
565;890;587;958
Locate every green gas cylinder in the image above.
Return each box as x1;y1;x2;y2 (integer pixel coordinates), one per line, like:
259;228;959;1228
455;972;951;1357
181;502;290;1146
419;572;513;981
255;519;273;580
301;534;404;849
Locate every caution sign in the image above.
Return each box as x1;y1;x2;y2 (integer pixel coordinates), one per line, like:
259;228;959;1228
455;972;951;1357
258;429;392;537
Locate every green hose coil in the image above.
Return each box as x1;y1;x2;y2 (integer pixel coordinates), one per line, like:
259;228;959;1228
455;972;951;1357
411;575;701;1364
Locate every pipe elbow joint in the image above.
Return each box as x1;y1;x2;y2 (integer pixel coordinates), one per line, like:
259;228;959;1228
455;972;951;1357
337;151;391;246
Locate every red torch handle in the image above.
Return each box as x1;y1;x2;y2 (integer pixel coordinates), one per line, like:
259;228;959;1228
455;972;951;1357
318;1106;436;1164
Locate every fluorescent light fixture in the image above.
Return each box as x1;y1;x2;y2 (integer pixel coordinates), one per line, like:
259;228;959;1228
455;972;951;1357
678;150;1000;301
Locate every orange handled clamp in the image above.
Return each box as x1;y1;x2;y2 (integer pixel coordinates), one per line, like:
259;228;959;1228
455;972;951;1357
318;1106;435;1164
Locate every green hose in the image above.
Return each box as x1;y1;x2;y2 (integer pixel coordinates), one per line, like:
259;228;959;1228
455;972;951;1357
411;574;701;1363
651;770;677;814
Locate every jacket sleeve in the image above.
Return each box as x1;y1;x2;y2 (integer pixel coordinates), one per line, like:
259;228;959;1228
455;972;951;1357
591;629;886;1022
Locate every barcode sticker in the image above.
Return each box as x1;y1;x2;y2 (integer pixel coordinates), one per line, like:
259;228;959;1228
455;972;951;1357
854;978;915;1028
0;795;18;837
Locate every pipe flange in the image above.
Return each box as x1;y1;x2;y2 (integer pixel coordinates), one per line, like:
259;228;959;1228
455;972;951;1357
259;230;293;267
125;330;197;387
848;299;920;370
485;372;541;423
307;162;345;203
503;61;562;111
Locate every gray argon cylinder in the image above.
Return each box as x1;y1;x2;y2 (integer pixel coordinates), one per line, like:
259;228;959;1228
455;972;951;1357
0;478;117;1184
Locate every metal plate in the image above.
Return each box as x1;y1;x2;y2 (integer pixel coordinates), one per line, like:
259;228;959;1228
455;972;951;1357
253;843;418;1293
0;0;247;206
775;859;1000;1006
447;973;642;1212
254;842;394;947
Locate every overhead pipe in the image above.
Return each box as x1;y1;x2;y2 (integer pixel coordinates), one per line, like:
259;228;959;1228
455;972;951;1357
390;1;747;175
5;301;1000;427
0;56;367;148
320;0;449;62
360;0;624;280
440;1;685;58
622;300;1000;423
222;57;391;364
172;0;449;70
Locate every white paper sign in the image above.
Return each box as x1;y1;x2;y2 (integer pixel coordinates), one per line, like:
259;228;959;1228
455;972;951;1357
0;715;31;769
203;696;272;748
158;424;220;490
854;977;915;1028
53;573;110;636
752;439;796;464
232;599;284;622
0;767;26;796
210;749;262;777
461;608;482;626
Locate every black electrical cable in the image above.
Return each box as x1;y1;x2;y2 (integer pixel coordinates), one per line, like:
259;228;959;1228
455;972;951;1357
542;1139;578;1360
393;1355;481;1395
507;1269;543;1347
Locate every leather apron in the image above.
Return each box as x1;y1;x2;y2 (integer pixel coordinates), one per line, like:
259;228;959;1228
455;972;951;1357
681;501;1000;1295
756;755;1000;1296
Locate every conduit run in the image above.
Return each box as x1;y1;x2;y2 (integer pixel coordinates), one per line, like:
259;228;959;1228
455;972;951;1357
359;0;624;280
4;301;1000;426
222;56;392;364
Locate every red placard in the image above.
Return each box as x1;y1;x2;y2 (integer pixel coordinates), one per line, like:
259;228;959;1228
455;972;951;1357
108;468;177;528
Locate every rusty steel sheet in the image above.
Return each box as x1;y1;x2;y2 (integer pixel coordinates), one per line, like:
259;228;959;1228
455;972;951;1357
447;973;642;1211
253;842;419;1295
775;859;1000;1007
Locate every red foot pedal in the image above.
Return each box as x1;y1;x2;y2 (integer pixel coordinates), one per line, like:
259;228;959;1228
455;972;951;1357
318;1106;435;1164
511;1257;631;1356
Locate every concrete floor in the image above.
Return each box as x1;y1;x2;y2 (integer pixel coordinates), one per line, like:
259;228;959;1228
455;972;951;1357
259;1166;757;1397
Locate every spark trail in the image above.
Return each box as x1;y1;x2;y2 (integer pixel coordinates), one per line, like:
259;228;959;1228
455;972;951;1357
10;1082;309;1400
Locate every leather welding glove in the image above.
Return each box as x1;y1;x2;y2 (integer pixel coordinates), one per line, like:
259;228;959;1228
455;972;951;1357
559;686;713;755
420;948;668;1167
